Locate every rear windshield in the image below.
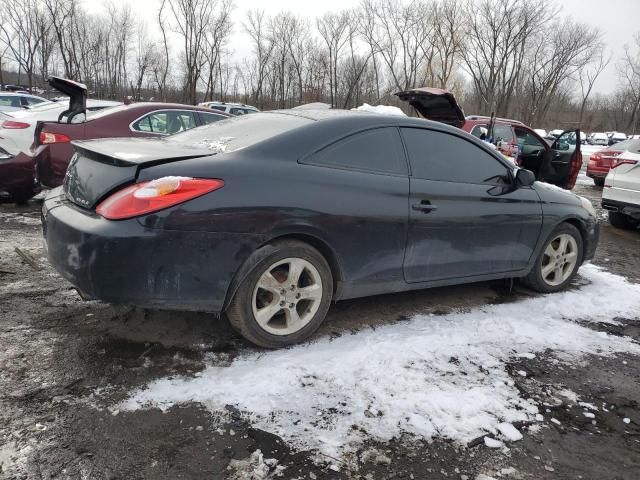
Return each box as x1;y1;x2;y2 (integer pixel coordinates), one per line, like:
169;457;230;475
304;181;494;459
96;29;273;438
166;112;313;152
87;104;130;120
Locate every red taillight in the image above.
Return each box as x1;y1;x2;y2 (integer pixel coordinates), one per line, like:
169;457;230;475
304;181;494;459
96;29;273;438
40;132;71;144
96;177;224;220
611;158;638;169
1;120;30;129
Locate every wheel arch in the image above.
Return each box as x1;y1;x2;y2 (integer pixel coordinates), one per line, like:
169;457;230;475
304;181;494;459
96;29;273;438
221;230;345;312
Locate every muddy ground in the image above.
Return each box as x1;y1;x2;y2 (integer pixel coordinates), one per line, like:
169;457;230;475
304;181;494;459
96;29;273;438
1;179;639;480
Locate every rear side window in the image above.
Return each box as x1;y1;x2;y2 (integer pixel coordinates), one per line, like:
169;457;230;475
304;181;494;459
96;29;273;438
132;110;197;135
307;128;407;175
209;105;227;112
401;128;508;184
493;124;515;143
0;95;21;107
199;112;226;125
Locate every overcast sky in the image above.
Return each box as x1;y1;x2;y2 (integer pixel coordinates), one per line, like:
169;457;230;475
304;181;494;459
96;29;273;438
83;0;640;95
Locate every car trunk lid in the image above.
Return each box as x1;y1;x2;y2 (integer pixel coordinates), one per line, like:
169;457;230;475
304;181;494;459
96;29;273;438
394;87;465;128
48;77;87;122
63;138;213;209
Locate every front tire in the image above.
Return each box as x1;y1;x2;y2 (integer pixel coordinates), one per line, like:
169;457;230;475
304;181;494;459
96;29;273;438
608;211;639;230
593;178;605;187
522;223;583;293
226;240;333;348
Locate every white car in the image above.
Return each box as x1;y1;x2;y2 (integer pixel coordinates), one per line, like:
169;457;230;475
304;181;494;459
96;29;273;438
591;132;608;146
0;99;121;157
609;132;627;145
602;150;640;229
0;92;48;112
197;101;259;115
534;128;547;138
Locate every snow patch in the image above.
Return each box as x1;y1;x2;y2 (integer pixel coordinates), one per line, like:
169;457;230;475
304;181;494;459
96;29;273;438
226;450;284;480
122;265;640;457
353;103;406;116
497;422;523;442
199;136;235;153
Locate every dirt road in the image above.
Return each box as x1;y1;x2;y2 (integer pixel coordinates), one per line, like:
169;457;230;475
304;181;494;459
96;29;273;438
1;181;639;480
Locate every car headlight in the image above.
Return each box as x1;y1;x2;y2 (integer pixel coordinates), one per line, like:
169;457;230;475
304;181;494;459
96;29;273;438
579;196;597;217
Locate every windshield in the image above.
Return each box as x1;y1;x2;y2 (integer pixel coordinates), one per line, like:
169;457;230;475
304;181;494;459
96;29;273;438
166;112;313;152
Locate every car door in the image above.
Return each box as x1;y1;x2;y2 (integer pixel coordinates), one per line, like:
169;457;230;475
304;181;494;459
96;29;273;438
400;127;543;283
300;127;410;298
541;130;582;189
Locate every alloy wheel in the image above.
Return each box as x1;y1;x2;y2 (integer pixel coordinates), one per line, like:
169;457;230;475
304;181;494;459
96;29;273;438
251;257;323;335
540;233;579;287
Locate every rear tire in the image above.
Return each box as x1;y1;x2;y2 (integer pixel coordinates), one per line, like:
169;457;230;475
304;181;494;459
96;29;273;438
593;178;605;187
522;223;583;293
226;240;333;349
7;188;36;205
608;211;639;230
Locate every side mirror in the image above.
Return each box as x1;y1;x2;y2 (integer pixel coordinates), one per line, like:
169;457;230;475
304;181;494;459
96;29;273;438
515;168;535;187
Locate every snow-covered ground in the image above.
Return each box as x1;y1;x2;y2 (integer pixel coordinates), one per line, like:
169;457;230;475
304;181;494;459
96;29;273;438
123;264;640;458
582;144;604;158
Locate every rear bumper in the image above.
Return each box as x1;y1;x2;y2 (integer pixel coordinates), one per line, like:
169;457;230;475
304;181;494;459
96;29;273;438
601;198;640;219
42;189;262;313
586;165;608;179
0;151;38;194
33;144;73;188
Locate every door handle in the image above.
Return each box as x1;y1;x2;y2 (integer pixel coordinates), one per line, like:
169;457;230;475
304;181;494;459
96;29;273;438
412;200;437;213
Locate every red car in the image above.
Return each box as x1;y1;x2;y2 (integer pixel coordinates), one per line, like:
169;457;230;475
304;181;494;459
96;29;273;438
34;79;229;189
586;138;640;186
395;87;582;190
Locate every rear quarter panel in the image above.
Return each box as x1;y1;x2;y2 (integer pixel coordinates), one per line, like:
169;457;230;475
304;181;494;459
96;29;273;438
135;150;410;299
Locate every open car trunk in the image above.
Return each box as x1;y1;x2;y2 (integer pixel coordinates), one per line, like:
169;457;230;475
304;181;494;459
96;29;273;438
48;77;87;123
394;87;465;127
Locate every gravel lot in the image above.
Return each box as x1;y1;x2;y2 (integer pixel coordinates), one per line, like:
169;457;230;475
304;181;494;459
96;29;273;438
1;178;639;480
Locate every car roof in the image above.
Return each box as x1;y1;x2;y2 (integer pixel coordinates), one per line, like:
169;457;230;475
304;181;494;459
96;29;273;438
0;92;41;97
122;102;227;113
204;101;257;108
268;108;456;129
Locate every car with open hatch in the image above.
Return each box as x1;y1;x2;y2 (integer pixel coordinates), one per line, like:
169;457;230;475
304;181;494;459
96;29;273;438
42;109;600;348
394;87;583;190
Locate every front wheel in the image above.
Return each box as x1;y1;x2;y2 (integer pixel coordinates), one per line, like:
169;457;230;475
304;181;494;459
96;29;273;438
522;223;583;293
226;240;333;348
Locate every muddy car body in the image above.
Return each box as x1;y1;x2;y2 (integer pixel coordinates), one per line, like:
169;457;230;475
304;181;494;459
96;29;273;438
42;110;599;348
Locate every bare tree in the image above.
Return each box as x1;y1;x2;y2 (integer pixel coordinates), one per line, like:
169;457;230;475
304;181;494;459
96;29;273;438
244;9;275;108
166;0;230;104
0;0;46;89
578;49;611;127
520;19;602;126
462;0;552;117
618;33;640;132
317;10;351;107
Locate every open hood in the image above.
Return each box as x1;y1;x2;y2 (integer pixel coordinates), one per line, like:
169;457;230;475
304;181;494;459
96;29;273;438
48;77;87;121
395;87;465;128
